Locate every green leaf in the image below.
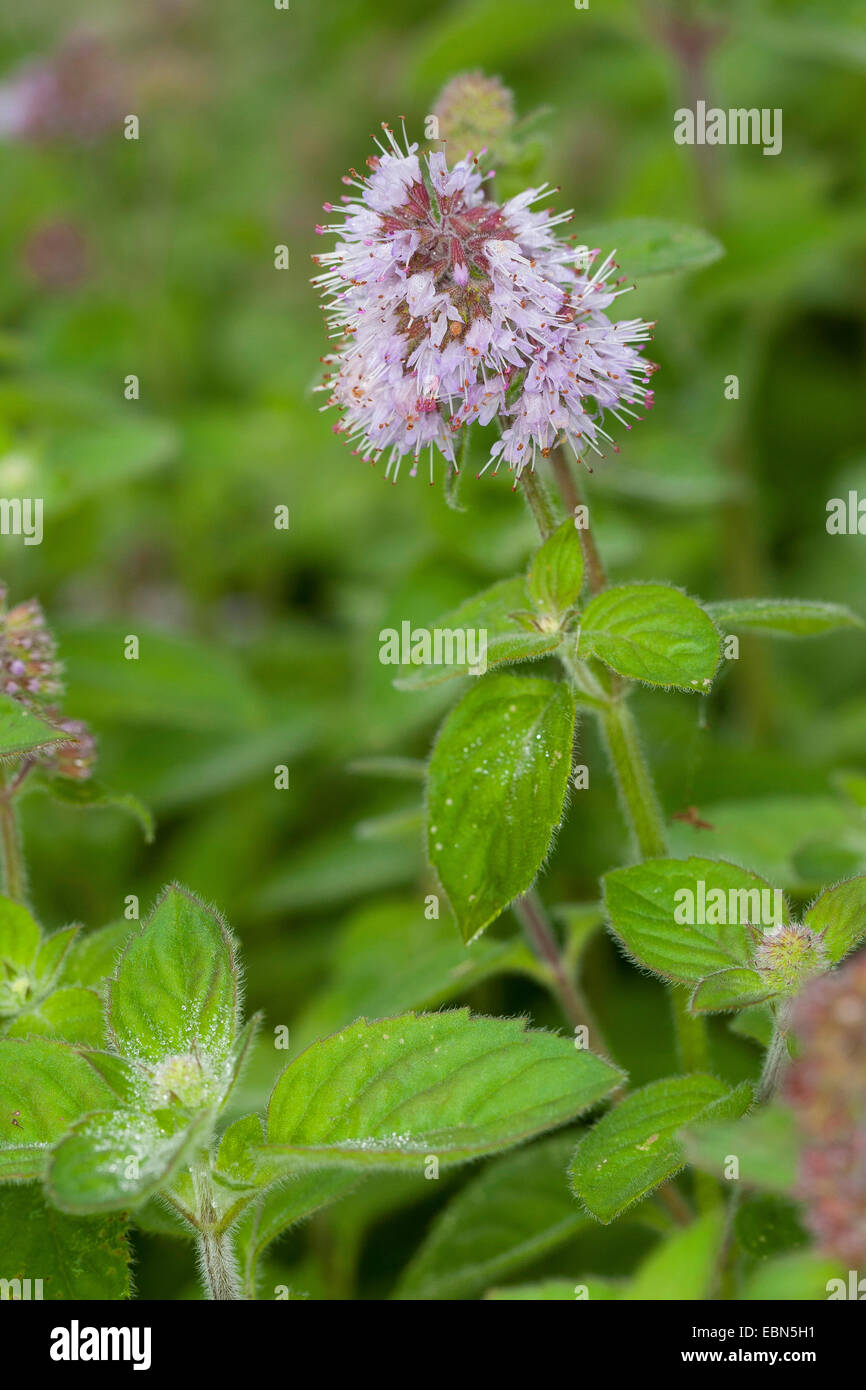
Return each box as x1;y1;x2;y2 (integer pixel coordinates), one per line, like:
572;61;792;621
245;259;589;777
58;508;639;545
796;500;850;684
527;521;584;618
577;218;724;278
48;1107;212;1214
578;584;720;690
7;986;105;1047
394;577;560;690
63;921;135;988
0;1036;123;1180
34;775;155;843
690;967;777;1015
624;1210;725;1300
705;597;864;637
428;674;575;942
237;1171;364;1293
803;875;866;963
0;896;40;971
569;1075;752;1222
107;884;239;1068
741;1252;846;1302
0;1185;130;1299
263;1010;623;1174
603;857;785;984
33;925;79;986
395;1133;587;1300
684;1104;802;1192
0;692;65;762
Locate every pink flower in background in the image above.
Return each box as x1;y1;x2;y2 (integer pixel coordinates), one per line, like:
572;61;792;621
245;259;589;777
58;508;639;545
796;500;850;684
314;124;655;483
785;950;866;1267
0;33;123;145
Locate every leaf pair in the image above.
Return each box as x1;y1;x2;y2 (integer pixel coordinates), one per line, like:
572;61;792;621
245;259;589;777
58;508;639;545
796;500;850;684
603;857;866;1014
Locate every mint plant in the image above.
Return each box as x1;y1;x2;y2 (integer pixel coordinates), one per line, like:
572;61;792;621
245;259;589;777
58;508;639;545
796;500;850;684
2;65;864;1305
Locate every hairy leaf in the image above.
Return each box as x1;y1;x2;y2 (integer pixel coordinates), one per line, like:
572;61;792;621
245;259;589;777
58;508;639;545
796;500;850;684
569;1074;752;1222
579;584;720;690
706;597;863;637
428;674;575;942
263;1010;623;1173
603;857;785;984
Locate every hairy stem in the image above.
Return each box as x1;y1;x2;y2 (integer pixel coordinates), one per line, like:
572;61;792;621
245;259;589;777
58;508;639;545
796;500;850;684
513;889;612;1057
519;466;558;539
757;1007;791;1104
0;776;27;904
552;448;607;594
193;1163;242;1301
599;697;667;860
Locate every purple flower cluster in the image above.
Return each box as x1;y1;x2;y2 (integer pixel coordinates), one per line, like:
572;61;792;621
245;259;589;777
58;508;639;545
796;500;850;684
785;949;866;1266
313;125;655;483
0;587;96;781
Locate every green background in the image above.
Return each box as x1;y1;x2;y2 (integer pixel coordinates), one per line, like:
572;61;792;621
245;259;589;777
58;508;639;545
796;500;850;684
0;0;863;1297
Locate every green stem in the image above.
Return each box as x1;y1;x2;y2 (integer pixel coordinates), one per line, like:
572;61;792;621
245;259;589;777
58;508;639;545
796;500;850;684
757;1006;791;1105
192;1161;242;1301
670;985;708;1073
552;448;607;594
0;778;27;904
513;889;612;1059
599;697;667;860
519;467;558;540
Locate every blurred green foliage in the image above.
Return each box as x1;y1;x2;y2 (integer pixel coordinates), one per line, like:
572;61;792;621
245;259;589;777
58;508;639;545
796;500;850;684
0;0;864;1298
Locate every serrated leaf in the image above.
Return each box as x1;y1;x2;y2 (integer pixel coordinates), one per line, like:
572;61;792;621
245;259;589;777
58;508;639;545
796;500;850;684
690;967;777;1015
48;1107;212;1214
262;1010;623;1175
7;986;104;1047
603;857;785;984
0;1036;123;1180
527;521;584;618
569;1075;752;1222
578;217;724;278
0;1185;130;1299
0;692;65;761
394;577;560;690
107;884;239;1067
684;1104;802;1192
578;584;720;690
803;875;866;963
706;597;864;637
428;674;575;942
395;1132;587;1300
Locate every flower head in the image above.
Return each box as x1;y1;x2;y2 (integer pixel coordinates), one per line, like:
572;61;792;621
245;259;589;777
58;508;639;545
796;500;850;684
0;583;97;782
752;920;828;995
313;124;655;483
785;949;866;1266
